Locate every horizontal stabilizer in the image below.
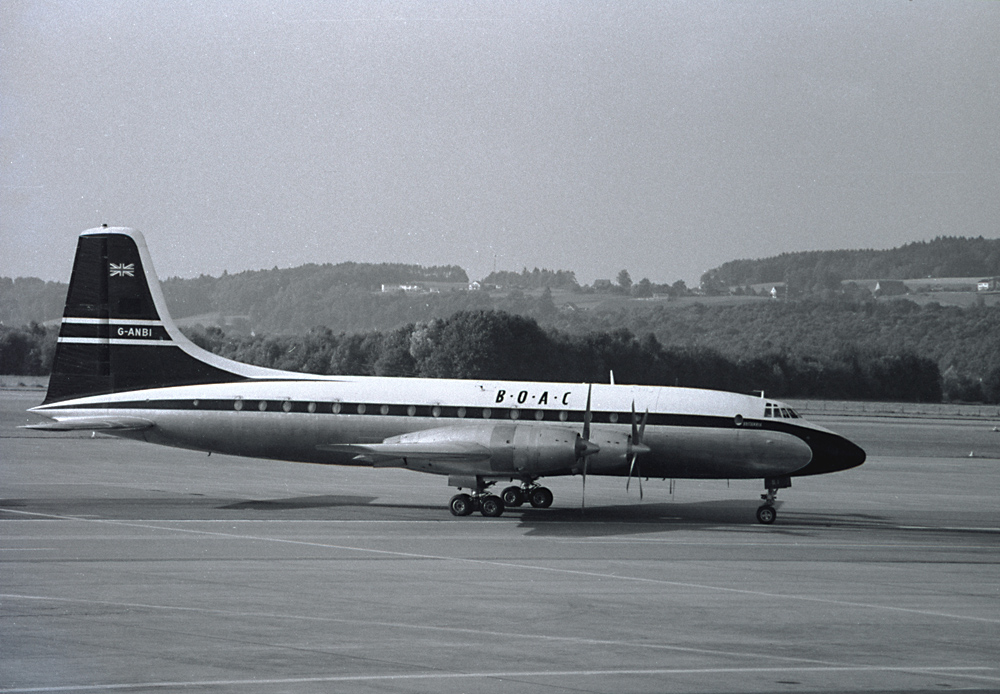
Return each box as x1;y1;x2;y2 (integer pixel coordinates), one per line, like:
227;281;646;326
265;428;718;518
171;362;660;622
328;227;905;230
317;441;491;465
23;416;154;432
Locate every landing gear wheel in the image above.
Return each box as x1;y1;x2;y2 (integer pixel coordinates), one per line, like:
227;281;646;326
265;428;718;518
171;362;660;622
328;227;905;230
529;487;554;508
501;486;524;507
480;495;505;517
756;505;776;524
449;494;475;516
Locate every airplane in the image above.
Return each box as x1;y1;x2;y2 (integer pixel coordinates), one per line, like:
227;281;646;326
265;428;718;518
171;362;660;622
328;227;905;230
26;227;865;523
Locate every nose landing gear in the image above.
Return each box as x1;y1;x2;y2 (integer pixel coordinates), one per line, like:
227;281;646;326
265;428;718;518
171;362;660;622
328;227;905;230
756;476;791;524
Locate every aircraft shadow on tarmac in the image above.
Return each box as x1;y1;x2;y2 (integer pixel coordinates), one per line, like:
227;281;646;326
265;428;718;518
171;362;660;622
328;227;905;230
211;495;894;536
222;494;378;510
216;495;771;528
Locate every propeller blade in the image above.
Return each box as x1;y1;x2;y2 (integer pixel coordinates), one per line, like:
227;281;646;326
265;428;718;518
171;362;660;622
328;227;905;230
579;383;594;513
626;403;648;500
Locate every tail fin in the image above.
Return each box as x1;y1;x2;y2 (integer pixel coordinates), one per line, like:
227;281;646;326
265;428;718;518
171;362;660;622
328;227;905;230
45;227;284;404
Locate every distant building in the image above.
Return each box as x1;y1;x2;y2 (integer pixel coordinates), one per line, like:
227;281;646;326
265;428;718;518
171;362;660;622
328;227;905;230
468;281;482;291
381;284;425;294
977;278;999;292
769;285;786;299
873;280;908;298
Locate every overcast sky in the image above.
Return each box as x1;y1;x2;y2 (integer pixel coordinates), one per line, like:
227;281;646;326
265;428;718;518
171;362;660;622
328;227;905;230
2;1;998;286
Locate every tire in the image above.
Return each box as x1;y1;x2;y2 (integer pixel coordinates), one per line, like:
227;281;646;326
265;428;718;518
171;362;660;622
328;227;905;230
529;487;554;509
449;494;474;516
501;486;524;507
480;495;505;517
756;505;776;524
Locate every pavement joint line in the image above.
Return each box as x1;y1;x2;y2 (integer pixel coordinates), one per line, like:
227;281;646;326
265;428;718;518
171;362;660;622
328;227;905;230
0;666;994;693
3;508;999;625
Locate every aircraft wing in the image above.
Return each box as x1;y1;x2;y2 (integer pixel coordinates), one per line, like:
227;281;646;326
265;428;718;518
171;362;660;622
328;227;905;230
22;416;154;431
317;441;491;465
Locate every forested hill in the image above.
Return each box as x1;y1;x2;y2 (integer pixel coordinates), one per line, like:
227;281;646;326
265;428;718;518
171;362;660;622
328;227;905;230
160;261;468;320
703;236;1000;288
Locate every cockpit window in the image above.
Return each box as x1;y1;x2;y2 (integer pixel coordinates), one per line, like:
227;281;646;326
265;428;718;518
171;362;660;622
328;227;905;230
764;403;799;418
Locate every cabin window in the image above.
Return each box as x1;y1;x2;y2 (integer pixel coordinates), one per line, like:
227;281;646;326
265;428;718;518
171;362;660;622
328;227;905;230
407;405;416;416
332;403;342;414
380;404;389;415
534;410;545;421
609;412;618;423
432;406;441;417
510;409;520;420
357;404;366;414
559;411;568;422
258;401;267;412
282;400;292;413
764;405;773;417
234;399;243;411
457;407;466;418
307;402;316;413
482;408;492;419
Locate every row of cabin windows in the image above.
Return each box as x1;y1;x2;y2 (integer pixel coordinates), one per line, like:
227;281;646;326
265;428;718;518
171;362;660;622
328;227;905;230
764;403;799;419
227;398;577;422
191;399;782;424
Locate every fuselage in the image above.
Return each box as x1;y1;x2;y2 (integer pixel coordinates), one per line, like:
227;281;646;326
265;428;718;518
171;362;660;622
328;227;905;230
31;375;864;482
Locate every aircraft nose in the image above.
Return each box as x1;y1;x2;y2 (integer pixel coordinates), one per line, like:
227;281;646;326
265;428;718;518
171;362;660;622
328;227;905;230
798;430;866;476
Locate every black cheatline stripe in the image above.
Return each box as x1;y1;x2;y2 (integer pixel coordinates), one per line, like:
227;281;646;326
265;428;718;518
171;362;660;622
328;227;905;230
45;398;795;432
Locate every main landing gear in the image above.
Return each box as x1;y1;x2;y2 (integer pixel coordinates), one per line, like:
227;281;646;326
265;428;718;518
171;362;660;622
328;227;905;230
500;483;553;509
447;476;554;518
449;492;504;517
756;476;791;524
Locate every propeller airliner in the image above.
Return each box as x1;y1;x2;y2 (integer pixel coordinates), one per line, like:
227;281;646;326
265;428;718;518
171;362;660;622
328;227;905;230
27;227;866;523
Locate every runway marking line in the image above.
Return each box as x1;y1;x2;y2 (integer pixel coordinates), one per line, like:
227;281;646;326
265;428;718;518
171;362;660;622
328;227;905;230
2;508;998;625
0;666;995;693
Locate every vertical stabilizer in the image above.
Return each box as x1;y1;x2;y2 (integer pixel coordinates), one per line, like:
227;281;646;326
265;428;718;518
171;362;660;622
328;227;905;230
45;227;286;403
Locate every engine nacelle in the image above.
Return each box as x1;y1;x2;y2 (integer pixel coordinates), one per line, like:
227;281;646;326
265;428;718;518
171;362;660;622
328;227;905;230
384;423;581;475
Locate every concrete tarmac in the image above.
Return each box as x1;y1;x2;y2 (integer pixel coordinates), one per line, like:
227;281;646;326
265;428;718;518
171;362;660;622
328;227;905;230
2;389;999;693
